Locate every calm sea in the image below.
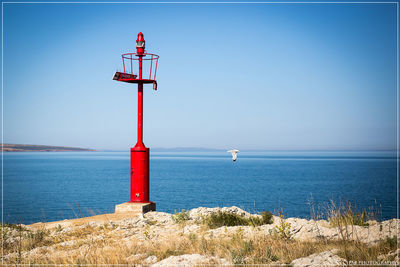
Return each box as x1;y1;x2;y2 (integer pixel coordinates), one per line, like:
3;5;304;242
2;150;397;224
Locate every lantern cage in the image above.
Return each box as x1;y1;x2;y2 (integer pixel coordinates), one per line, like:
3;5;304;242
113;52;159;90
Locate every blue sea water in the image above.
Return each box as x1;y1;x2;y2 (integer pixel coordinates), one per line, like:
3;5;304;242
2;150;397;224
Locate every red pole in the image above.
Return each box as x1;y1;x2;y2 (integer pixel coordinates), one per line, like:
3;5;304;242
130;32;150;203
137;56;143;146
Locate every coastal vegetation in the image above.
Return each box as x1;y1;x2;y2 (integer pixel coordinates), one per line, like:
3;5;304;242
2;205;398;265
328;200;370;227
201;210;274;228
171;209;190;223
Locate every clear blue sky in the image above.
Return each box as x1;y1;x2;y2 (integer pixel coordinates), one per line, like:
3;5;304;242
3;2;397;150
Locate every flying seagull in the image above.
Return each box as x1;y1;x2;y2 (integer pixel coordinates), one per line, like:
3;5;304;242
227;149;240;162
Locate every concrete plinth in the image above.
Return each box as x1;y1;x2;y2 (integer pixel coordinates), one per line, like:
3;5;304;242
115;202;156;214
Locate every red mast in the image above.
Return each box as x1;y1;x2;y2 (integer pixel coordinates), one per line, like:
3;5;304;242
113;32;159;208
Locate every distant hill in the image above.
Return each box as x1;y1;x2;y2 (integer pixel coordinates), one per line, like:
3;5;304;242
1;144;95;152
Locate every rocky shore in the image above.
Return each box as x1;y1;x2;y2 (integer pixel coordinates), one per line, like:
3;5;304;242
2;206;399;265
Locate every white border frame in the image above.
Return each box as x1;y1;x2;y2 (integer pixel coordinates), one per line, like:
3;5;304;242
1;1;398;266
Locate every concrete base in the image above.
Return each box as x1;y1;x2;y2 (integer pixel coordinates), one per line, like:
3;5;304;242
115;202;156;214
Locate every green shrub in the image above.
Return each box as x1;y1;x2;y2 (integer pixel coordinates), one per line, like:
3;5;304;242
261;211;274;224
274;214;291;240
172;209;190;223
248;211;274;226
204;211;248;228
203;211;273;229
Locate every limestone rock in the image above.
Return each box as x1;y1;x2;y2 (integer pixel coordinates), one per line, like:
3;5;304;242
291;249;345;267
152;254;229;266
189;206;252;221
282;217;399;245
145;211;174;225
143;255;158;264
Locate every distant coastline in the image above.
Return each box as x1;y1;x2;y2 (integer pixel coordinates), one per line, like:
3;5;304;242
1;144;95;152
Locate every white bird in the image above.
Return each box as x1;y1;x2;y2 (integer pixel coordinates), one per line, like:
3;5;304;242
227;149;240;162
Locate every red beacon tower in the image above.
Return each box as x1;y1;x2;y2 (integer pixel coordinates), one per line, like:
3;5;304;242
113;32;159;214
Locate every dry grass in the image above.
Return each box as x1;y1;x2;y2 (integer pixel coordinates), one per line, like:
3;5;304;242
328;200;370;227
2;199;397;265
2;219;397;265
